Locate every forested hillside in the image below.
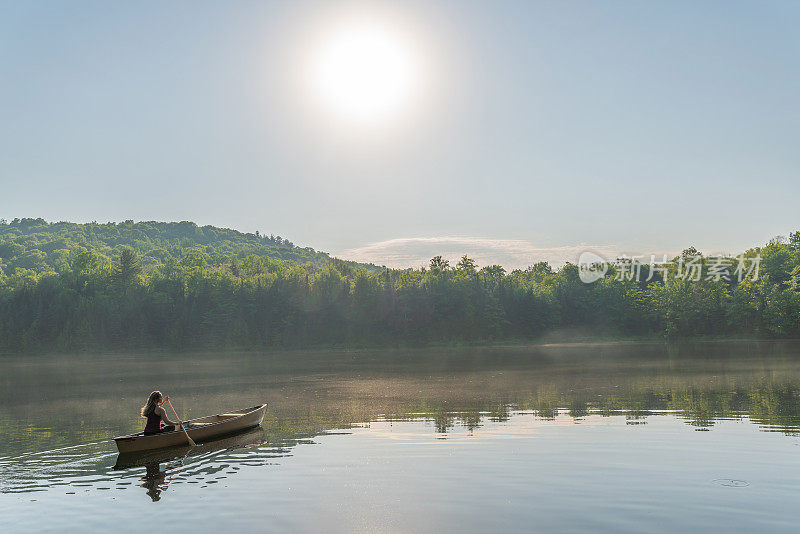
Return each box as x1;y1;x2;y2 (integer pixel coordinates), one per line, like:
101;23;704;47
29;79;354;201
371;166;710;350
0;219;799;353
0;218;360;273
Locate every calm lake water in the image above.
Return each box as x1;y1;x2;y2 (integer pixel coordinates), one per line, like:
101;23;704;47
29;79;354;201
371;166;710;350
2;341;800;533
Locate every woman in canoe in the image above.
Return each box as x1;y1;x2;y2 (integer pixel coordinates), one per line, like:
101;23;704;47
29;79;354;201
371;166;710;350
141;390;179;435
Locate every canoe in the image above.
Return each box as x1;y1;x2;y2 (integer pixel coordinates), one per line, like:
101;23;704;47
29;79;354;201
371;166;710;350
113;426;267;469
113;404;267;453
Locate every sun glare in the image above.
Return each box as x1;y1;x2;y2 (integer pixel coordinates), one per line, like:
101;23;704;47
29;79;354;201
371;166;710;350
314;26;416;123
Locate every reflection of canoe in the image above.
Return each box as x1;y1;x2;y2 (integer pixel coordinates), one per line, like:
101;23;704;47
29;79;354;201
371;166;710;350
113;426;268;470
113;404;267;453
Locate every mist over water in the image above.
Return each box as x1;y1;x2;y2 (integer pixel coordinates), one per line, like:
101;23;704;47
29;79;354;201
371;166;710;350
3;341;800;532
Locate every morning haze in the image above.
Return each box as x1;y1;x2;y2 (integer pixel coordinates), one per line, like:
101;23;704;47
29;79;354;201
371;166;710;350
2;2;800;533
1;1;797;266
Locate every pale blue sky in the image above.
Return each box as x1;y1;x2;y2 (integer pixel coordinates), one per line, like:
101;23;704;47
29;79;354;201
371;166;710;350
1;1;798;267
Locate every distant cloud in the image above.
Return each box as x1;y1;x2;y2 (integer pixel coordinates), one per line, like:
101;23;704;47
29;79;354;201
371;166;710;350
338;237;621;270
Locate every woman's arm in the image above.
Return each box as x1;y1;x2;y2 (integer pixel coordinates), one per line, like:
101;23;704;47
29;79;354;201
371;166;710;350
155;406;178;426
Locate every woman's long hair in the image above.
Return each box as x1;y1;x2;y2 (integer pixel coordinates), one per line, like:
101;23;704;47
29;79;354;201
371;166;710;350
141;390;163;417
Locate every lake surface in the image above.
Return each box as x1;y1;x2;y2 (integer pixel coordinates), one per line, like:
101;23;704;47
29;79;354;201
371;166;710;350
2;341;800;533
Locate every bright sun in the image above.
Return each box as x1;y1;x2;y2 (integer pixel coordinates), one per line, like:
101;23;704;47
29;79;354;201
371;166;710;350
314;26;416;123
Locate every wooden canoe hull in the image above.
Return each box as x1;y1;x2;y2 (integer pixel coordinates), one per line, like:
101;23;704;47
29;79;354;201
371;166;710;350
113;426;268;470
113;404;267;453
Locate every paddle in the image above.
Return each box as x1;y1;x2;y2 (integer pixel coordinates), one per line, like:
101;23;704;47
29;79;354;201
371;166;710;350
164;397;197;447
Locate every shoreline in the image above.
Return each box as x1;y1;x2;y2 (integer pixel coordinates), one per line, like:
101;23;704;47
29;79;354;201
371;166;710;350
3;336;800;359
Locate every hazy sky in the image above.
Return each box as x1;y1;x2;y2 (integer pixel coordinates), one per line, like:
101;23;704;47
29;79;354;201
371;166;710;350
1;1;798;268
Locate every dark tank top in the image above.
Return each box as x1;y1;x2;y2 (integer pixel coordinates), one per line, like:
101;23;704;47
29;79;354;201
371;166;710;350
144;410;162;434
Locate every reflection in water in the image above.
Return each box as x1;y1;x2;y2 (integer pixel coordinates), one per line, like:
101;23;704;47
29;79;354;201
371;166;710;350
1;401;799;501
4;341;800;452
142;462;166;502
2;341;800;507
0;427;274;498
118;428;270;502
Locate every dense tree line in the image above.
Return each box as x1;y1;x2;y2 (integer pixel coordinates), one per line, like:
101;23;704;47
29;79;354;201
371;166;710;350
0;219;798;353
